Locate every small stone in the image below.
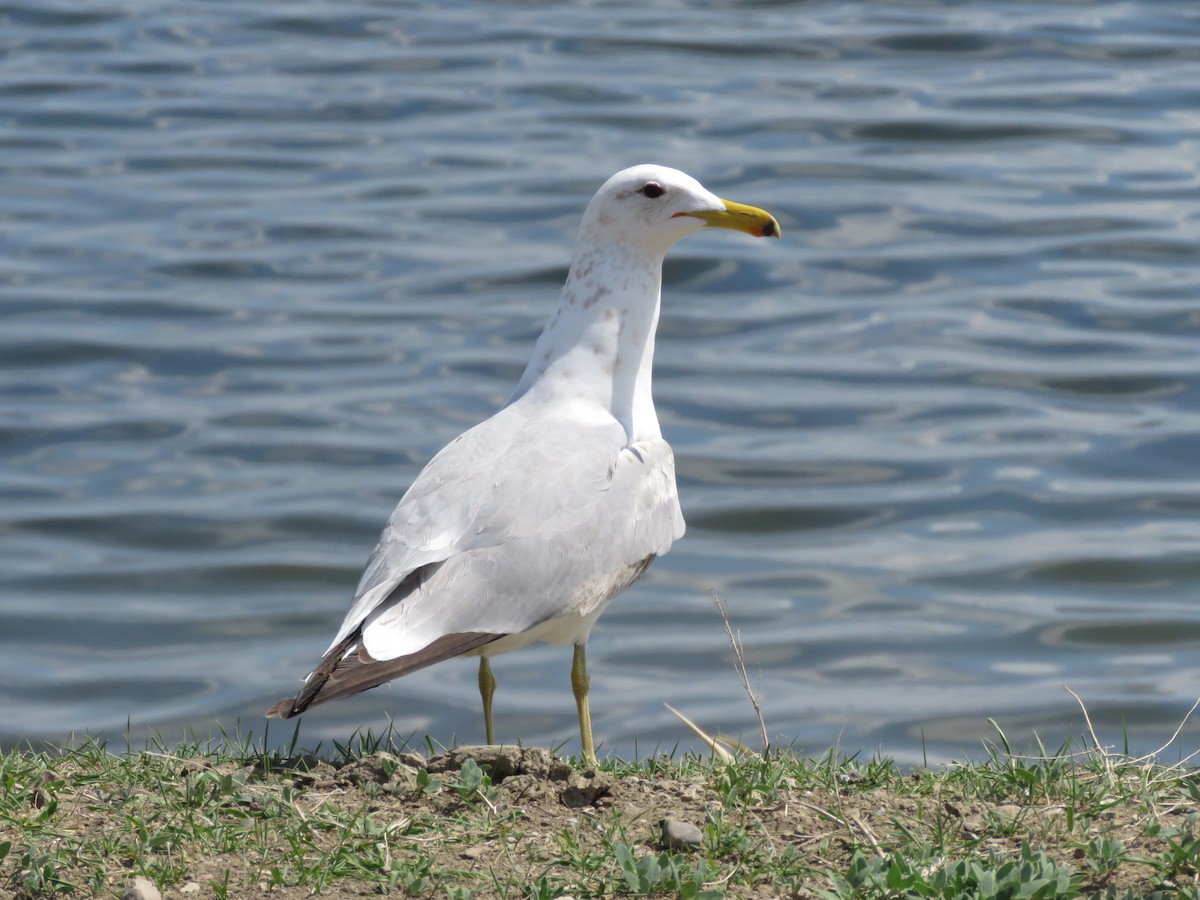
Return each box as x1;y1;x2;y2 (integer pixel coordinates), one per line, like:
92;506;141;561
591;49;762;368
180;884;201;894
462;845;485;859
123;876;162;900
660;818;704;851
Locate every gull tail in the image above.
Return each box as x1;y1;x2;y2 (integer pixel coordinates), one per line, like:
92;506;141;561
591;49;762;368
266;630;504;719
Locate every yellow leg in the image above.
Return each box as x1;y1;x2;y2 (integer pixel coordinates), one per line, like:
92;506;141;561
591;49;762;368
571;643;597;765
478;656;496;745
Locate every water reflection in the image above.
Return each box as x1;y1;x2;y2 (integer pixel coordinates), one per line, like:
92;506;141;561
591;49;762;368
1;0;1199;762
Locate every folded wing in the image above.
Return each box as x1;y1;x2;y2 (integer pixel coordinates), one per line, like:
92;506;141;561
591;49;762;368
267;402;684;718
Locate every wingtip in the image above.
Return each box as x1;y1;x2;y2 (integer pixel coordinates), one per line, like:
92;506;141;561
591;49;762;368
265;697;299;719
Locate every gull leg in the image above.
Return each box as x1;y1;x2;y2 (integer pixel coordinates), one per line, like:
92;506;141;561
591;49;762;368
571;643;597;764
478;656;496;745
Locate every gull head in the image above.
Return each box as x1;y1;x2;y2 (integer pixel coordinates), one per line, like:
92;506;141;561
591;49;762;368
578;164;780;258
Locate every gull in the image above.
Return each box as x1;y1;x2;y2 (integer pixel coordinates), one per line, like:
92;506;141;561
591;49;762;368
267;165;780;763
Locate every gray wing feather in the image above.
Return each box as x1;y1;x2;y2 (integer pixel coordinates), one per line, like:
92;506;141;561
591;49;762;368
328;402;684;658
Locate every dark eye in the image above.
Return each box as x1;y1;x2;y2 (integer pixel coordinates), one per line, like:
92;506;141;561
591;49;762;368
639;182;665;199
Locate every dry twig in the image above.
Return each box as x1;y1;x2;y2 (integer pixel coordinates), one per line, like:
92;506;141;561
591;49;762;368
710;589;770;755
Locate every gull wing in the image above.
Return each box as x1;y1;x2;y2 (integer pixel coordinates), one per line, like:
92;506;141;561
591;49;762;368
267;401;684;716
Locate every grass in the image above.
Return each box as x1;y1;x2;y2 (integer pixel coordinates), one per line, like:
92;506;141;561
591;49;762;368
1;724;1199;898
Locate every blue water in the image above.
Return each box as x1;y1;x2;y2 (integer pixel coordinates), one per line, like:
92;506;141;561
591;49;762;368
3;0;1200;764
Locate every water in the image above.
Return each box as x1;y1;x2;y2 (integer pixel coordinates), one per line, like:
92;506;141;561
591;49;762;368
2;0;1200;764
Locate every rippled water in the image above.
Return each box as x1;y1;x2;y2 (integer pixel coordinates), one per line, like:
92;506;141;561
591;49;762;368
3;1;1200;763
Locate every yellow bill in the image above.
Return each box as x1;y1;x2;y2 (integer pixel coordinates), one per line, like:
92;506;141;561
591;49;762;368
676;198;781;238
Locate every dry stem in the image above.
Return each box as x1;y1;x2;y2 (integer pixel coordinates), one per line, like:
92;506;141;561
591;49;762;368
710;589;770;755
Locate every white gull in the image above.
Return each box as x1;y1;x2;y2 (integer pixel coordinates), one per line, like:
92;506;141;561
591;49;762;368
267;165;780;762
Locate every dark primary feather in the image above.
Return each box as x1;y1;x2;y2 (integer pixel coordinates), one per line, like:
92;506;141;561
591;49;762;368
266;630;504;719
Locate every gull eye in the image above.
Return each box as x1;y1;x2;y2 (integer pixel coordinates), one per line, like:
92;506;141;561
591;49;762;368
639;182;666;199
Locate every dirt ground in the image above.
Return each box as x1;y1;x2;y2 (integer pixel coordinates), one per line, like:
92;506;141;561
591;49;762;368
5;744;1198;898
152;748;1200;900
